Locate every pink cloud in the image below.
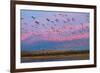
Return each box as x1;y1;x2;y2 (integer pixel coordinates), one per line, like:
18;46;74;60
46;33;89;42
21;24;89;43
21;32;33;41
26;32;89;44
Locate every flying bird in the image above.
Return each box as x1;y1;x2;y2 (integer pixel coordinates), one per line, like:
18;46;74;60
59;14;63;16
32;16;35;19
72;17;75;21
23;23;27;25
50;21;56;26
63;20;67;23
81;23;84;30
42;24;47;28
67;18;70;22
51;26;55;32
55;19;59;22
51;21;54;23
35;21;39;24
31;25;34;27
65;14;68;17
46;18;50;21
21;17;24;20
80;23;84;33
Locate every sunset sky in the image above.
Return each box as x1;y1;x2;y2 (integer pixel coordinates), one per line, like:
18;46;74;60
21;10;90;51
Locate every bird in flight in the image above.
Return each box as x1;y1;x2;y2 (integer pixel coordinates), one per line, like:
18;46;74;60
21;17;24;20
63;20;67;23
35;21;39;24
32;16;36;20
55;19;59;22
46;18;50;21
66;18;70;22
65;14;68;17
72;17;75;21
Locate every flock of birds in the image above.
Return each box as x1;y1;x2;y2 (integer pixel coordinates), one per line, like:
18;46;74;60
21;13;89;38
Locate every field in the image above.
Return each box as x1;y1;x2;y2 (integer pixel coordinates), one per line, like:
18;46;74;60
21;50;89;62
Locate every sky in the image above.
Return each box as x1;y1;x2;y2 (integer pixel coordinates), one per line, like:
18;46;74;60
21;9;90;52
